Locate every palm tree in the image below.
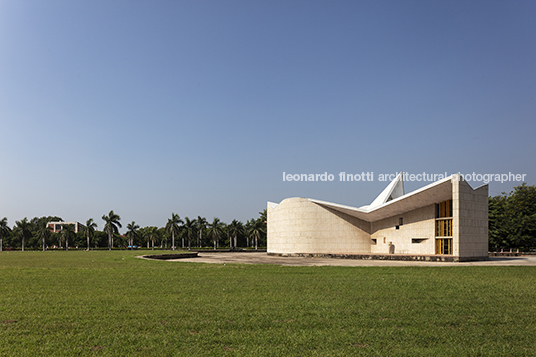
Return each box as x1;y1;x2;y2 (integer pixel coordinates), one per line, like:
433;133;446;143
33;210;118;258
165;213;183;250
126;221;139;248
140;228;150;249
249;218;265;250
258;209;267;247
160;229;168;249
207;218;224;250
182;217;196;251
102;210;121;250
259;209;267;224
245;219;253;247
196;216;207;248
225;224;232;250
36;224;51;252
227;219;243;251
84;218;97;251
14;218;31;251
0;217;11;252
146;226;159;250
60;224;74;250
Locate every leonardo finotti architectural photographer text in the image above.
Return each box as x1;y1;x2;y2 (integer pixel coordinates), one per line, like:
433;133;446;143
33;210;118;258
282;171;527;184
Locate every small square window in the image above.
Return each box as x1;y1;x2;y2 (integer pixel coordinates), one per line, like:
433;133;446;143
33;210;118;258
371;239;377;245
395;225;399;230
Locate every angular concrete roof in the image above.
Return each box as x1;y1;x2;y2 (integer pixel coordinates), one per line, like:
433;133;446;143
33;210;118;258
360;171;405;210
307;175;454;222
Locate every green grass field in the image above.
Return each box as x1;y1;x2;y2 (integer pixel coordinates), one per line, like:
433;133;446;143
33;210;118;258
1;251;535;356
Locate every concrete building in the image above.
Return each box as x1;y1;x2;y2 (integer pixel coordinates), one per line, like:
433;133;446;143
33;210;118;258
47;221;85;234
267;173;488;261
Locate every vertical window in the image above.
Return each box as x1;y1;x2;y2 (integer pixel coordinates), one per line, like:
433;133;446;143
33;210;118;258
435;199;453;255
435;219;452;236
436;199;452;218
436;238;453;255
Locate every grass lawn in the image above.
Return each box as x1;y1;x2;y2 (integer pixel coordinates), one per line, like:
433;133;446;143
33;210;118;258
0;251;535;356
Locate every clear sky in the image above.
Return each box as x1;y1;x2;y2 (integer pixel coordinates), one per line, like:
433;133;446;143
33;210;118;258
1;0;535;231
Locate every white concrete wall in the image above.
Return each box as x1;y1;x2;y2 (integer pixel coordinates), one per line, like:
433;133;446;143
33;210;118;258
454;179;489;258
267;198;371;254
371;205;436;255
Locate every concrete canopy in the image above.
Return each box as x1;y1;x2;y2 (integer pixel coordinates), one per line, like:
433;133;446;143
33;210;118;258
308;175;454;222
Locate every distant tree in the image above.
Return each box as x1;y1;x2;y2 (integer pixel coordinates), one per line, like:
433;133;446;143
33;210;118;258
24;216;62;248
60;224;75;250
36;224;51;251
259;209;267;224
182;217;196;251
245;219;252;247
126;221;139;248
257;210;267;247
138;227;150;249
227;219;243;251
158;227;167;248
72;231;84;248
489;195;508;249
196;216;207;248
224;224;231;249
91;231;107;248
102;210;121;250
83;218;97;251
489;183;536;251
507;183;536;249
207;218;225;250
14;218;32;251
144;230;150;249
248;218;265;250
137;226;160;250
115;234;128;248
146;226;159;250
165;213;183;250
0;217;11;252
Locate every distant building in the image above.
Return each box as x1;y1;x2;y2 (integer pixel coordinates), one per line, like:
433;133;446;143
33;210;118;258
47;221;85;234
267;173;488;262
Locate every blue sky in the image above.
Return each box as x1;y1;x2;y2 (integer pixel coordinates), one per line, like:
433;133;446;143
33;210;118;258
1;0;535;231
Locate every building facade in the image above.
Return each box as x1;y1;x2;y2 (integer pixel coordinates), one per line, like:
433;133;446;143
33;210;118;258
267;173;488;261
47;221;85;234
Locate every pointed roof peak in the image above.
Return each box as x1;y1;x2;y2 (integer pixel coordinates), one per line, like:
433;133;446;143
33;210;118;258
368;171;405;209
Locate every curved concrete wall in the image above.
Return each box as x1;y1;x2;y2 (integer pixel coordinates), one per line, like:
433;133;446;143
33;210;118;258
267;197;372;254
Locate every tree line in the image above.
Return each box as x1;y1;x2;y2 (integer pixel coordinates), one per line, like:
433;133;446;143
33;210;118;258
0;210;267;251
489;183;536;251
